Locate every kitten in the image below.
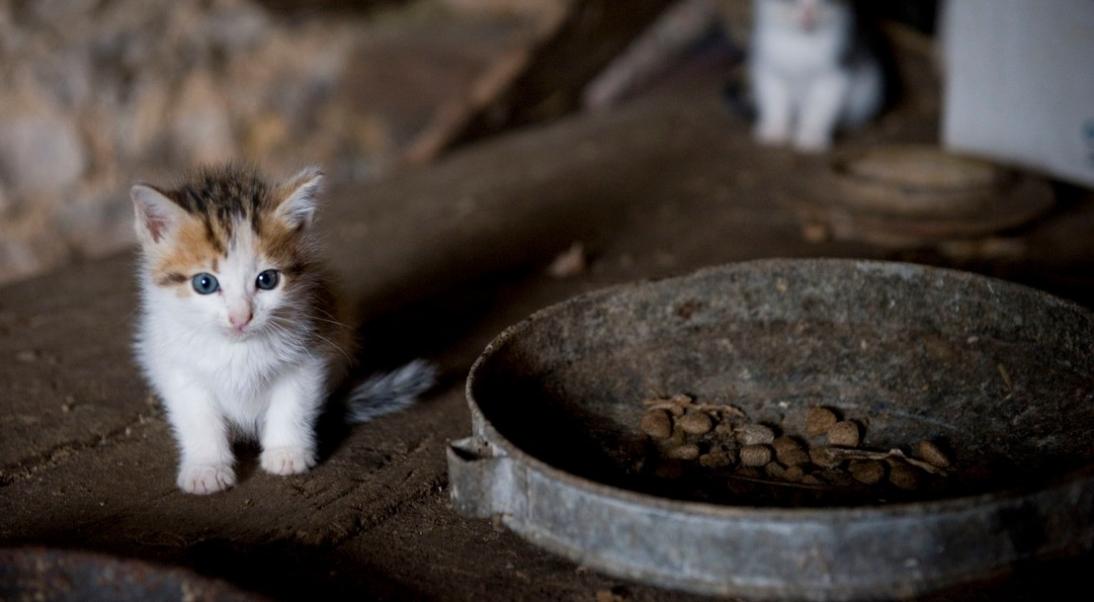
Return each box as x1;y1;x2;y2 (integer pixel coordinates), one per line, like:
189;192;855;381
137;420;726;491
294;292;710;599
749;0;883;152
131;165;434;495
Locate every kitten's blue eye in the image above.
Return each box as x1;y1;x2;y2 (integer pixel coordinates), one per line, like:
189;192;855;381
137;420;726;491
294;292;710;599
192;273;219;295
256;269;280;291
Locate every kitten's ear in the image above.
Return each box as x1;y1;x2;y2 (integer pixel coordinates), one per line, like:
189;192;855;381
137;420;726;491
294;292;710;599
131;184;186;246
275;166;324;229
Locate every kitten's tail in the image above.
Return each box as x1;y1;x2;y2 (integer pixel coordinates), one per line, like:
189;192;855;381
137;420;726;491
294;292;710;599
346;359;438;424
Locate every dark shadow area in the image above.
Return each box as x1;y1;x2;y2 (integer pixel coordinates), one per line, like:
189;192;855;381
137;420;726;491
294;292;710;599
1;536;425;602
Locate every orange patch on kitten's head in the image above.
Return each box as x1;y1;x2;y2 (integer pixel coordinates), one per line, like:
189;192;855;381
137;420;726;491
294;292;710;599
132;164;323;291
153;218;223;288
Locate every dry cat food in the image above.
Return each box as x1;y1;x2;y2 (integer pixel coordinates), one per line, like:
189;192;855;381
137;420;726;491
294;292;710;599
826;421;861;448
638;395;952;496
805;407;838;436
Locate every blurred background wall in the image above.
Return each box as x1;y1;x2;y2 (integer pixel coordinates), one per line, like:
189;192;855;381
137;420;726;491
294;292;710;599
0;0;943;286
0;0;577;283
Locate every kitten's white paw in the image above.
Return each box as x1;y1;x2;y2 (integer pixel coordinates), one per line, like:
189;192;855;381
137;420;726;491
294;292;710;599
261;446;316;476
755;123;791;146
177;463;236;495
793;131;832;154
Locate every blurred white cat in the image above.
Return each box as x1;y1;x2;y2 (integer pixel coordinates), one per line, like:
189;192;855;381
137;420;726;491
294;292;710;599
749;0;884;152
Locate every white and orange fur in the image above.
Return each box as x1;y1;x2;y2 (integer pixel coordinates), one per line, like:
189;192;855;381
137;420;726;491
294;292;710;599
132;165;433;494
750;0;883;152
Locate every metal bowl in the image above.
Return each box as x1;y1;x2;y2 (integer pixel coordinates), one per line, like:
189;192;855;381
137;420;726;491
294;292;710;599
448;259;1094;600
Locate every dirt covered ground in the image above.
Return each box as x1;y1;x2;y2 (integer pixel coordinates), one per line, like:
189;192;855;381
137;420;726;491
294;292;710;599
3;58;1094;600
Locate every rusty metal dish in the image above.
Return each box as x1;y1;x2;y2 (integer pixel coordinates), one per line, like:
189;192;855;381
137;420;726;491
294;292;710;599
448;259;1094;600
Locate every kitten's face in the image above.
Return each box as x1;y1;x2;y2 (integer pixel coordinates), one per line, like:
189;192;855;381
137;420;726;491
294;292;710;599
132;167;322;341
760;0;848;32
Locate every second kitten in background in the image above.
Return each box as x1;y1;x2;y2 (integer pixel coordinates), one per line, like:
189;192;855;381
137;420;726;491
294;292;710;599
749;0;884;152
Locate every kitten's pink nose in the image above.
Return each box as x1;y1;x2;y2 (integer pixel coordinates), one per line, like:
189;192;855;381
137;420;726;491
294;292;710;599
801;8;818;30
229;310;253;331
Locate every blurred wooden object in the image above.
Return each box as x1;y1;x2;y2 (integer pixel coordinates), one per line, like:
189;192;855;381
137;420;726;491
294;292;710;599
405;0;675;162
583;0;724;111
798;144;1054;247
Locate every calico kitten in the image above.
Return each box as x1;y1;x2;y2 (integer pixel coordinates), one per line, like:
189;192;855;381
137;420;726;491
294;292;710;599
132;165;434;494
749;0;883;152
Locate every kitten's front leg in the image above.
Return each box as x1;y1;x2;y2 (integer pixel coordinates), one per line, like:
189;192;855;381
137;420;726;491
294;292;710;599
260;358;325;475
161;373;236;494
795;70;850;153
753;68;794;146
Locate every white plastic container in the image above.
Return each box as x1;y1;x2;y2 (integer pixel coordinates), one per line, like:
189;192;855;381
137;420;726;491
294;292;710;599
941;0;1094;188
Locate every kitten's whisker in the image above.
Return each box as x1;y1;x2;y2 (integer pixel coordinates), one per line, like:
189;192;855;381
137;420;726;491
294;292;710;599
308;308;351;327
312;306;340;320
304;315;352;330
311;331;352;362
266;315;349;361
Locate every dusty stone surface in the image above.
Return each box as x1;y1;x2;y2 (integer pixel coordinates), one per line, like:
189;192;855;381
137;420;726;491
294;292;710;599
2;77;1094;600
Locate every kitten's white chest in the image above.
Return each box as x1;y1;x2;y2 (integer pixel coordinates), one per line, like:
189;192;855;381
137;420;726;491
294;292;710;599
145;312;301;430
196;339;279;391
201;338;292;417
756;28;845;77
